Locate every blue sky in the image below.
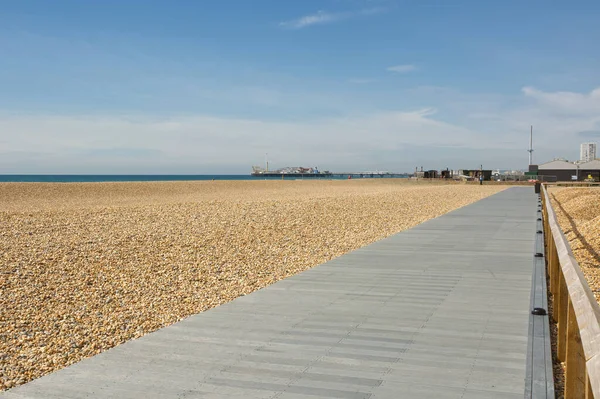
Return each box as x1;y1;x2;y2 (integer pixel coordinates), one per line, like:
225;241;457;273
1;0;599;173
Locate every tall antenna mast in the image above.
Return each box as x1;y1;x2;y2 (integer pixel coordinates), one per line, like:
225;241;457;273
528;125;534;165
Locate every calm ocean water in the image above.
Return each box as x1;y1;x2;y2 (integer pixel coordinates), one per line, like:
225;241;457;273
0;175;351;183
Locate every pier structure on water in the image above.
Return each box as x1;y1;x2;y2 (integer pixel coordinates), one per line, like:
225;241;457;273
252;171;410;179
251;166;409;179
330;171;410;178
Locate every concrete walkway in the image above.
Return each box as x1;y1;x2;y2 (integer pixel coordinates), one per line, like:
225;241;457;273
2;187;537;399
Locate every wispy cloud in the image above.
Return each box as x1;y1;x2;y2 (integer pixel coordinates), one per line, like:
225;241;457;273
279;8;384;29
279;10;338;29
0;108;483;174
2;82;599;173
522;86;600;115
387;64;417;73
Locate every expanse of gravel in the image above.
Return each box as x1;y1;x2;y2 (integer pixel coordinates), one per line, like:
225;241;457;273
0;180;504;391
549;187;600;302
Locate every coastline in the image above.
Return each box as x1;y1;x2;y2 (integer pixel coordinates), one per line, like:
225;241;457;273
0;174;410;183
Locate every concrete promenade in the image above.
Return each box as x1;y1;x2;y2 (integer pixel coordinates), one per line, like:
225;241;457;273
2;187;537;399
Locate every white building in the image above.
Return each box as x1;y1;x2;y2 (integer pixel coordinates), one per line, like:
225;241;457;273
580;142;597;162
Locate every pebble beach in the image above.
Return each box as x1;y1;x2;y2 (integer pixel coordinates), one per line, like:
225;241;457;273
0;180;505;391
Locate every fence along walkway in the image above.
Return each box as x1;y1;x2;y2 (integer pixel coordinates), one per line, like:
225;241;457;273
2;188;537;399
542;184;600;398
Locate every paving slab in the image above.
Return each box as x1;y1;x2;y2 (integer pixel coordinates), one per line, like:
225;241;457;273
1;187;537;399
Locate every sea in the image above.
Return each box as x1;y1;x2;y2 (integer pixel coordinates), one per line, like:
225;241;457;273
0;175;354;183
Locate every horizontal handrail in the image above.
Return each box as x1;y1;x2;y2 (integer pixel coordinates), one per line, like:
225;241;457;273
542;183;600;398
553;182;600;187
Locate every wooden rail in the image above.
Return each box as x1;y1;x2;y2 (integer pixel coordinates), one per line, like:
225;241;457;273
541;184;600;398
553;182;600;187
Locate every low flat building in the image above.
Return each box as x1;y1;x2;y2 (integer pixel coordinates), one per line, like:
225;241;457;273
532;159;600;181
535;160;576;181
461;169;493;181
579;159;600;181
424;170;438;178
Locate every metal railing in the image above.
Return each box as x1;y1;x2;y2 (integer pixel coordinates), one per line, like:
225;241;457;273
541;184;600;398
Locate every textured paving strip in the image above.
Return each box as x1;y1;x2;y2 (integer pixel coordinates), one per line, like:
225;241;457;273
1;187;536;399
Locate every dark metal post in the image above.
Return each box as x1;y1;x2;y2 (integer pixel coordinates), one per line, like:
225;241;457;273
480;164;483;185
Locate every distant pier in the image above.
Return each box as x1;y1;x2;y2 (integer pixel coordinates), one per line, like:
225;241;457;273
251;172;410;179
331;172;410;178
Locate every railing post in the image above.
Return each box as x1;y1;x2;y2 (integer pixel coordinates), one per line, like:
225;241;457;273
548;236;555;298
548;234;560;321
551;240;560;306
585;374;594;399
557;271;568;362
544;212;552;248
565;299;586;397
544;222;552;252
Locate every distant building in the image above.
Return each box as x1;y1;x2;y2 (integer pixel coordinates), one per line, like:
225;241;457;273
460;169;492;181
424;170;438;179
535;160;576;181
532;158;600;181
579;159;600;181
414;169;439;178
580;142;597;162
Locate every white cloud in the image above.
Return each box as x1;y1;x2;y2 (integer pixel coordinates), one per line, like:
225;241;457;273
387;64;417;73
1;86;599;173
0;109;483;173
279;8;384;29
522;86;600;115
490;86;600;163
279;10;338;29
